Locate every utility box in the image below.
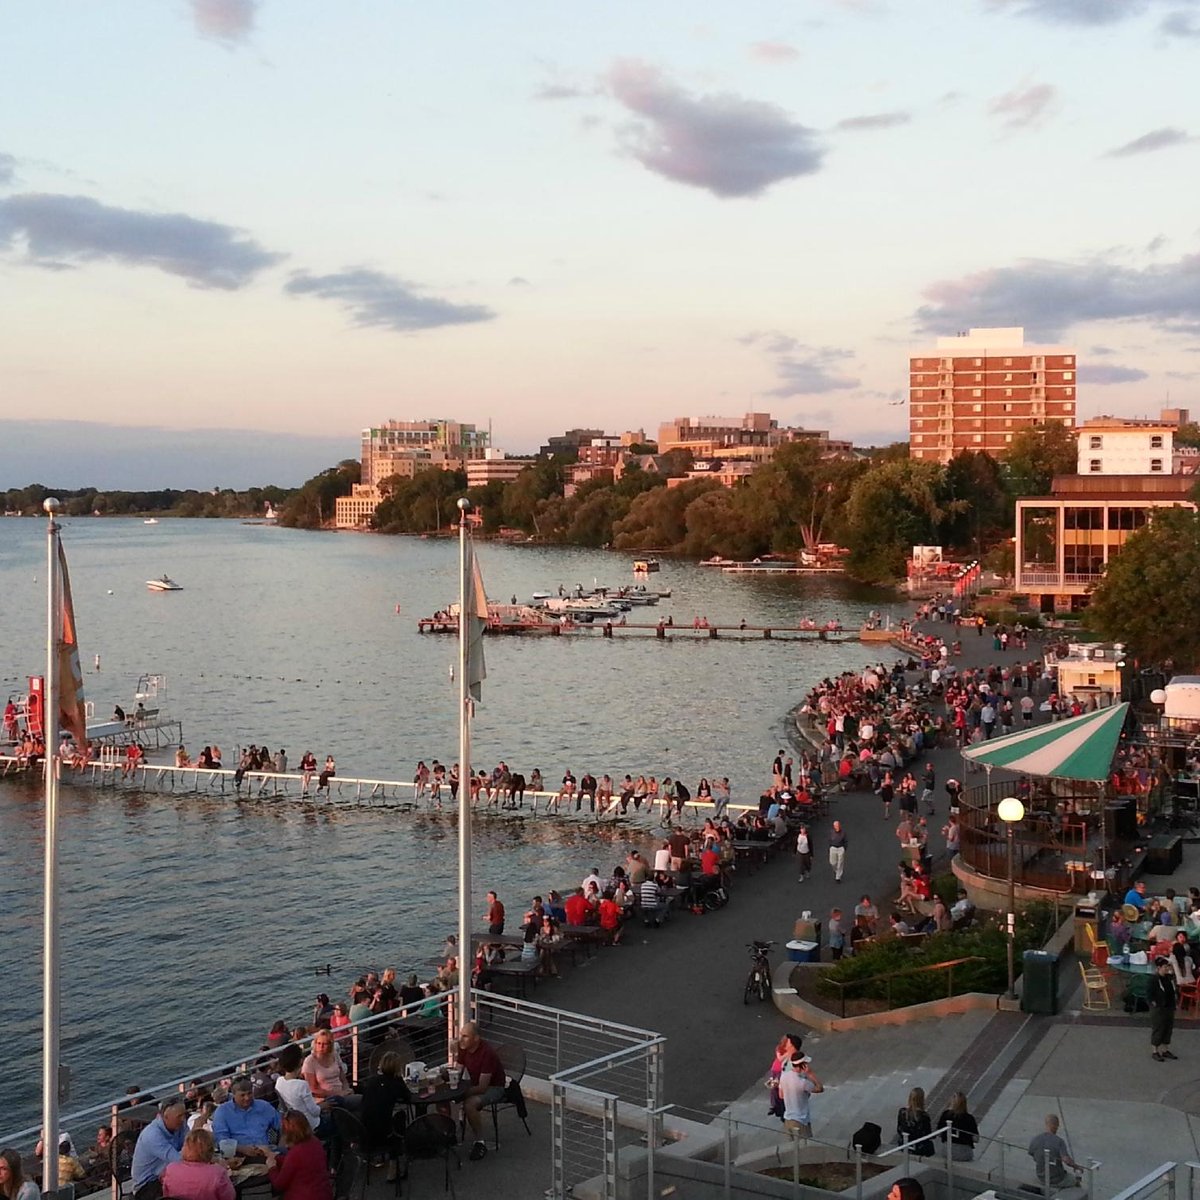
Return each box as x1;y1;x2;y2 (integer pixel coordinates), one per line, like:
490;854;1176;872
1021;950;1059;1015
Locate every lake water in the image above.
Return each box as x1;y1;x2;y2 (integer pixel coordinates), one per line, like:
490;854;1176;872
0;517;891;1132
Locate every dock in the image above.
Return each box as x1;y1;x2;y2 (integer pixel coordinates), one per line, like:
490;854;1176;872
418;618;857;641
0;755;770;824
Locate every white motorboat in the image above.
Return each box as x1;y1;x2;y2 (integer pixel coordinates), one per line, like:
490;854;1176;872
143;518;159;525
146;575;183;592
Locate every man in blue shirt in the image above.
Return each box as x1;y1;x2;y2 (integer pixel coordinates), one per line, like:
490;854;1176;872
130;1096;187;1197
1124;881;1148;911
212;1077;281;1159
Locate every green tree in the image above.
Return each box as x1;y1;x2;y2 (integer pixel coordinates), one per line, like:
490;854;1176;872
612;478;722;549
940;451;1009;554
842;458;956;584
1175;421;1200;450
502;462;564;533
278;460;360;529
680;488;759;558
1001;422;1077;497
1086;505;1200;668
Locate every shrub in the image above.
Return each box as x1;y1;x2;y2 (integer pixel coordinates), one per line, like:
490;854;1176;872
816;901;1060;1007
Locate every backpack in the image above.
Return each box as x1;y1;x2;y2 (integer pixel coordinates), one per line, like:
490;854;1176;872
852;1122;882;1154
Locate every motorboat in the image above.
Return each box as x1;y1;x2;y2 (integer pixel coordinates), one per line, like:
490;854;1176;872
545;598;623;622
633;558;660;573
143;518;159;525
146;575;182;592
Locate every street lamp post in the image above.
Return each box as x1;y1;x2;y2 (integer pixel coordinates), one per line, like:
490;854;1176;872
998;796;1025;1000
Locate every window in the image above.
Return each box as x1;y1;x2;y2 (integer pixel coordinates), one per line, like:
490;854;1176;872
1005;419;1013;427
974;358;982;367
1089;459;1102;472
1005;433;1013;442
1151;459;1163;472
1005;388;1013;397
1065;387;1074;396
1004;357;1012;366
1065;508;1104;530
975;373;982;382
914;389;923;398
972;403;982;412
1108;508;1148;531
1004;373;1012;382
1003;403;1013;412
1063;371;1073;381
1150;435;1163;449
1089;435;1103;450
973;434;982;443
913;434;923;443
1065;356;1074;365
973;419;982;428
973;389;982;398
914;359;923;368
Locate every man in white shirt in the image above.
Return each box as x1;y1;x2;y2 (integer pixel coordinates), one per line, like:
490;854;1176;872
581;867;603;895
779;1054;823;1138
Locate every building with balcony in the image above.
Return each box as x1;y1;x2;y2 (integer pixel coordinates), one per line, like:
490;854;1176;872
909;327;1077;464
657;413;843;461
360;419;489;487
1015;474;1197;612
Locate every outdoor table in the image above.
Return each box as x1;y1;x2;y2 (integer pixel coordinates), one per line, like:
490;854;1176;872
488;958;540;998
733;840;769;870
559;923;604;958
229;1162;270;1195
410;1079;470;1110
470;931;525;950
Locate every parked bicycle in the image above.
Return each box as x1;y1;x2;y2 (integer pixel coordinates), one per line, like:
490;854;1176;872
744;939;774;1004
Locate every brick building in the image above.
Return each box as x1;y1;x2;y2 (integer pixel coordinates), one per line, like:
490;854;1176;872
909;328;1077;463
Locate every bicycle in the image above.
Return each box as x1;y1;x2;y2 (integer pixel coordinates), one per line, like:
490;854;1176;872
744;940;774;1004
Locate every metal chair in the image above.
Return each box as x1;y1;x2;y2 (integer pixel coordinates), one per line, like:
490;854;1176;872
332;1148;364;1200
1078;961;1110;1010
330;1106;373;1200
403;1114;459;1197
486;1043;533;1150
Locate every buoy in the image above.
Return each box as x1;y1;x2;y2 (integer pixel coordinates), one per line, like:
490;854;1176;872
107;590;114;595
395;603;401;614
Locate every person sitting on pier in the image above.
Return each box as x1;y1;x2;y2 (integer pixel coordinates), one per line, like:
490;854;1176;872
597;773;614;812
211;1077;281;1159
506;770;526;808
300;751;317;792
413;760;430;798
577;771;597;812
552;769;575;812
318;754;336;793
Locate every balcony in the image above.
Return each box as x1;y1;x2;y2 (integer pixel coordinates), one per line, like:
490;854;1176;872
1016;570;1103;590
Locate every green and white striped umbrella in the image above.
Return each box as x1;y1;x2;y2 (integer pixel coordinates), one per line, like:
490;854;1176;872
960;703;1130;781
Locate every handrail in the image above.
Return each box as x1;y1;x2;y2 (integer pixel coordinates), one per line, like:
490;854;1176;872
1109;1162;1180;1200
823;955;987;1018
0;994;453;1148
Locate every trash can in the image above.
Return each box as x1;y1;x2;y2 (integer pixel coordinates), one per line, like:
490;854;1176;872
1021;950;1059;1014
1074;905;1098;955
787;939;820;963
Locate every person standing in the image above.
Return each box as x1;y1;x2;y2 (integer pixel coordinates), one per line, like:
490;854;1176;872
828;908;846;961
1028;1115;1082;1188
485;891;506;935
1148;956;1180;1061
779;1053;823;1139
828;821;847;883
796;825;813;882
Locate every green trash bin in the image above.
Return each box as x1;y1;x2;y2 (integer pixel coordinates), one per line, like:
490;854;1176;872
1021;950;1059;1015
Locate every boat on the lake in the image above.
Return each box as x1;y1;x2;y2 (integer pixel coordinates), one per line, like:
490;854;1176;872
632;558;660;573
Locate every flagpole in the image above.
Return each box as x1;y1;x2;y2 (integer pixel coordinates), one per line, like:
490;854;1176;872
456;497;472;1031
42;497;62;1194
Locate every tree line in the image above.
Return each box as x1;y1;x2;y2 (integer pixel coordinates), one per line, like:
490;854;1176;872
2;482;294;518
339;421;1079;584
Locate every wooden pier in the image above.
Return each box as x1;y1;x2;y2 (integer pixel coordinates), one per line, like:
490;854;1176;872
418;618;858;642
0;755;768;825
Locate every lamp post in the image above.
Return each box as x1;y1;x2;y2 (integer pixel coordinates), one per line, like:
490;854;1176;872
998;795;1025;1000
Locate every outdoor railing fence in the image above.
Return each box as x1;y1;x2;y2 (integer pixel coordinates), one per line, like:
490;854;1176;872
822;956;987;1018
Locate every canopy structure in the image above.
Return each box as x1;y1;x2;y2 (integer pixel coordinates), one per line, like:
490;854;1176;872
961;703;1130;782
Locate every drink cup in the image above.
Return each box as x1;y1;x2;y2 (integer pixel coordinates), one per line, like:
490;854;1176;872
448;1067;462;1088
219;1139;237;1160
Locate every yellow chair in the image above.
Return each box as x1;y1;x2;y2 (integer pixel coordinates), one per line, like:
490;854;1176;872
1079;961;1110;1010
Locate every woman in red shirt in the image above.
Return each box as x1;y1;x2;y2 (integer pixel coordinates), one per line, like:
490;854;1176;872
598;892;623;945
265;1113;331;1200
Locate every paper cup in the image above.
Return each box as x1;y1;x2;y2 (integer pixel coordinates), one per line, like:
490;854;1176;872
219;1139;237;1160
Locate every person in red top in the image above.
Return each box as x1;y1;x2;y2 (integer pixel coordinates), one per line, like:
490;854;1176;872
485;891;505;935
455;1022;506;1161
562;888;595;926
264;1112;331;1200
597;891;623;945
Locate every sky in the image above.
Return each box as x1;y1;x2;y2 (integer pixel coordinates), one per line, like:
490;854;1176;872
2;0;1199;487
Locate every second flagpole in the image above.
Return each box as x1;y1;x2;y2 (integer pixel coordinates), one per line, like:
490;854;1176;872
456;497;472;1032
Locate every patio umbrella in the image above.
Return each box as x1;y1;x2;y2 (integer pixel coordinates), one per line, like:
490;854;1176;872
961;702;1130;782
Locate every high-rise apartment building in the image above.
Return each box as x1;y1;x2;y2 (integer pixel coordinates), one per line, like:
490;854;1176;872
909;328;1077;463
360;419;490;486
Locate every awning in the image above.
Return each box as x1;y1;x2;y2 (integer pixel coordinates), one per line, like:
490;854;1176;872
960;702;1130;782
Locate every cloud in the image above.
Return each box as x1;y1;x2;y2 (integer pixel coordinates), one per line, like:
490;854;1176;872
915;251;1200;339
604;59;825;198
191;0;258;43
507;276;530;286
743;331;861;395
990;0;1164;25
284;268;495;332
1078;364;1150;384
1106;127;1195;157
1090;344;1116;355
835;111;911;131
0;153;15;186
0;193;282;288
1166;369;1200;379
1162;11;1200;35
988;82;1058;130
748;41;801;62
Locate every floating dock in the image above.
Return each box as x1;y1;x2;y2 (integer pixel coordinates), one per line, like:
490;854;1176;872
418;618;857;641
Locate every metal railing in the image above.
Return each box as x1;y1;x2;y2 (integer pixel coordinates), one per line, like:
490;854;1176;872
822;956;987;1018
